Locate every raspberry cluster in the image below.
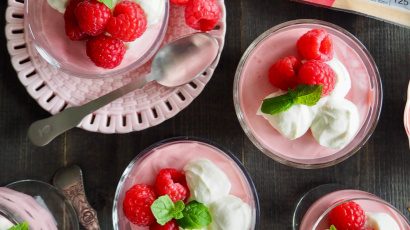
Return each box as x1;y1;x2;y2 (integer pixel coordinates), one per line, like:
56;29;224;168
328;201;367;230
123;168;190;229
170;0;222;32
64;0;147;69
268;29;336;96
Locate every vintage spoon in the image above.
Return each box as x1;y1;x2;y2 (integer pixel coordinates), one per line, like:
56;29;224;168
28;33;219;146
53;165;100;230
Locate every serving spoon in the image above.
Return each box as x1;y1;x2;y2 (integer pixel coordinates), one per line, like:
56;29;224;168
28;33;219;146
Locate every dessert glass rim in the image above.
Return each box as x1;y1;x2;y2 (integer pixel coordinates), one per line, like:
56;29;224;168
233;19;383;169
5;179;80;229
112;136;260;230
23;0;170;79
312;195;410;229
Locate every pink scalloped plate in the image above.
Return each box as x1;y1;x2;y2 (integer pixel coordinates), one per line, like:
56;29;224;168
5;0;226;133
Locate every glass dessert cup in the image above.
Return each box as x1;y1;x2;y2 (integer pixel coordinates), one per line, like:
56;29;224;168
112;137;260;230
1;180;79;229
293;185;410;230
24;0;169;79
233;19;382;169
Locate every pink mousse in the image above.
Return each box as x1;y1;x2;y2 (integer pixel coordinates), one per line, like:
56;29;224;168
300;189;410;229
116;141;255;230
40;1;165;74
237;24;373;163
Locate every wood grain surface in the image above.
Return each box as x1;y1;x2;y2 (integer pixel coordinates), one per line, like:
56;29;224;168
0;1;409;229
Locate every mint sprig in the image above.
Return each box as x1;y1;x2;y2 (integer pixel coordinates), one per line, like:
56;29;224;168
261;85;323;115
177;201;212;229
99;0;114;9
329;225;337;230
8;222;29;230
151;195;185;225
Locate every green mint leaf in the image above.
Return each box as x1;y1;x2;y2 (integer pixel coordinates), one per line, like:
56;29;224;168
261;84;322;115
151;195;176;225
8;222;29;230
261;93;295;115
177;201;212;229
172;200;185;220
99;0;113;9
291;85;322;106
329;225;337;230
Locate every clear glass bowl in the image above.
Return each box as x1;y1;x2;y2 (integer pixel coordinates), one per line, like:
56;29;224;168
294;186;410;230
2;180;79;229
112;137;260;230
24;0;169;79
233;19;382;169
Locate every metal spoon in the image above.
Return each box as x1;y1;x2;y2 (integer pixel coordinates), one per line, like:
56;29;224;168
53;165;100;230
28;33;219;146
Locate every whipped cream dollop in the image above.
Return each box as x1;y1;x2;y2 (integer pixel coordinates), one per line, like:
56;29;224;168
311;98;360;149
208;195;252;230
184;159;231;205
326;58;351;98
0;215;14;229
257;91;317;140
48;0;68;13
366;212;401;230
48;0;163;25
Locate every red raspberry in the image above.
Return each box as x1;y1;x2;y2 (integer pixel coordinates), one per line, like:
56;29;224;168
123;184;157;226
268;56;301;90
86;35;126;69
106;1;147;42
170;0;190;5
297;29;333;62
155;169;189;202
74;0;111;36
64;0;88;40
328;201;366;230
150;220;179;230
297;60;336;96
185;0;222;32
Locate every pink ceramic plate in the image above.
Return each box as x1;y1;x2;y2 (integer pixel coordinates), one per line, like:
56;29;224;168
5;0;226;133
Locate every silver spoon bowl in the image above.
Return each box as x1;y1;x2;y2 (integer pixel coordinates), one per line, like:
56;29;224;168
28;33;219;146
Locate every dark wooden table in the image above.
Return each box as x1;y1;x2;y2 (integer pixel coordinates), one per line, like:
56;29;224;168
0;1;409;229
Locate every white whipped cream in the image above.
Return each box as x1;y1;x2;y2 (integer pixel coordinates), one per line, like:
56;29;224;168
0;215;14;229
48;0;163;25
208;195;252;230
184;159;231;205
134;0;164;25
311;98;360;149
326;58;351;98
366;212;401;230
47;0;68;13
257;91;318;140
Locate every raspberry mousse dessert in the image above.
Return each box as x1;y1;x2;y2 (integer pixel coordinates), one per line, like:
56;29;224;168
113;138;259;230
234;19;382;168
26;0;169;77
298;189;410;230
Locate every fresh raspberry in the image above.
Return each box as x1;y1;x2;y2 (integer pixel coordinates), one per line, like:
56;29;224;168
297;29;334;62
106;1;147;42
185;0;221;31
86;35;126;69
74;0;111;36
123;184;157;226
64;0;88;40
155;169;189;202
170;0;190;5
297;60;336;96
150;220;179;230
268;56;301;90
328;201;366;230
